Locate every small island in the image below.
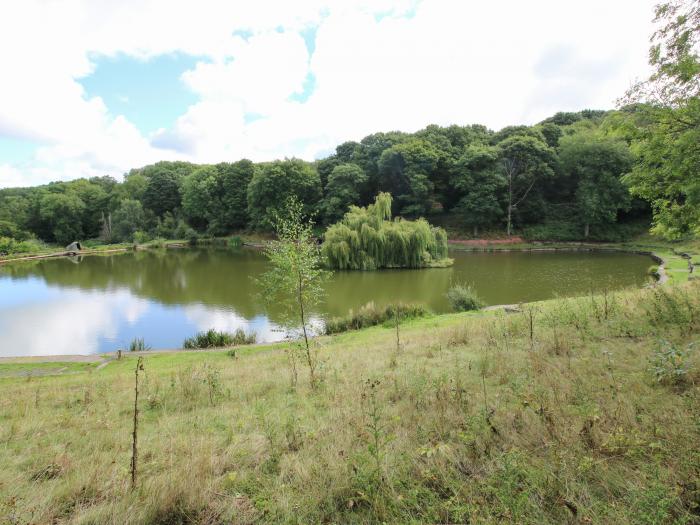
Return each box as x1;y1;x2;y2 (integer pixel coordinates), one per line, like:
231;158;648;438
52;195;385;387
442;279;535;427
322;192;452;270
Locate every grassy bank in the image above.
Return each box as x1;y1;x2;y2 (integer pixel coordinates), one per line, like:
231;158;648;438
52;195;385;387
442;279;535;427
1;281;700;523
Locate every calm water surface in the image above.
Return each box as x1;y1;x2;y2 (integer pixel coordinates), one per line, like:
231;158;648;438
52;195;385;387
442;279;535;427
0;247;652;356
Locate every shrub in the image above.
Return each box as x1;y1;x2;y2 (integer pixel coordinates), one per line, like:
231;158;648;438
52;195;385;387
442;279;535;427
648;340;694;385
133;231;150;244
228;236;243;248
325;302;430;334
0;236;35;255
446;283;484;312
183;328;257;349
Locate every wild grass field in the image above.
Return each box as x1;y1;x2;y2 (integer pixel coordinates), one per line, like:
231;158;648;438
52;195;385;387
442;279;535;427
1;281;700;524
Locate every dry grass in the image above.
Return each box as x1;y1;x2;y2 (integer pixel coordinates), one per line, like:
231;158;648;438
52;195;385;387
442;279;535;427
1;282;700;524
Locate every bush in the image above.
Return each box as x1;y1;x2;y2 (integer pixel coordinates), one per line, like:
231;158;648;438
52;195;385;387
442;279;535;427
648;340;694;386
0;236;35;256
325;302;430;334
446;283;484;312
133;230;150;244
228;236;243;248
183;328;257;349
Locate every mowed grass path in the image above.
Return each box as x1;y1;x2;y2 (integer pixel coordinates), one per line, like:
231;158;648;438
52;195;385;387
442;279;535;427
1;282;700;524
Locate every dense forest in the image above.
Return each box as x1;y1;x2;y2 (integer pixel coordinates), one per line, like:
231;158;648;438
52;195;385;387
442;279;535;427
0;108;663;247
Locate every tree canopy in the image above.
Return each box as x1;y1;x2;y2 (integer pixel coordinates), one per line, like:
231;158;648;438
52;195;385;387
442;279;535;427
322;193;450;270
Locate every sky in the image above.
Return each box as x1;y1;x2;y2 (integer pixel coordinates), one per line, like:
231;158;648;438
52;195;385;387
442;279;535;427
0;0;656;189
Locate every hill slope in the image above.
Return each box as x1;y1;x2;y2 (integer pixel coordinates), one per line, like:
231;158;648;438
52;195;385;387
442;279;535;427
1;282;699;523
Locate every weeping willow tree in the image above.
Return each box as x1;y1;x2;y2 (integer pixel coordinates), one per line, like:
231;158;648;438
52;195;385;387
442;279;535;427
322;193;451;270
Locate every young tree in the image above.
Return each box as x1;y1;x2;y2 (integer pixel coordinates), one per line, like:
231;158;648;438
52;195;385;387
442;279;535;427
259;198;330;387
497;135;556;236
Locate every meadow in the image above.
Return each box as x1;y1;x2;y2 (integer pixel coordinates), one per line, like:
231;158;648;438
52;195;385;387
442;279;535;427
1;277;700;524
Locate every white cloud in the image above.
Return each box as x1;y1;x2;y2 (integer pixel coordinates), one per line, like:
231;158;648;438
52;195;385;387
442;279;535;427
0;288;150;356
0;0;655;188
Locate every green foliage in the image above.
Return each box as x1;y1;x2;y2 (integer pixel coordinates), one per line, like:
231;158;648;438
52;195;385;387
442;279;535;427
258;197;330;386
0;220;31;241
559;132;633;237
451;144;505;235
112;199;147;242
38;192;86;244
321;163;368;223
181;160;255;235
498;134;556;236
133;230;150;244
446;283;484;311
378;140;440;217
259;197;329;325
217;160;254;230
227;236;243;248
325;302;430;334
247;159;322;230
648;340;695;385
322;193;451;270
183;328;256;349
617;102;700;239
139;161;194;218
0;236;34;255
618;1;700;239
128;337;151;352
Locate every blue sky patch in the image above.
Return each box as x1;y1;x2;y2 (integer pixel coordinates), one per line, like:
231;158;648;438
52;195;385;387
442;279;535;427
0;137;37;165
289;72;316;103
79;53;202;135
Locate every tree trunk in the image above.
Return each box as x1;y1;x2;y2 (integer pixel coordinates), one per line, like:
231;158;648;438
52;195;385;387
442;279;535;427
473;225;478;237
584;223;590;238
297;272;315;387
506;205;512;237
507;171;513;237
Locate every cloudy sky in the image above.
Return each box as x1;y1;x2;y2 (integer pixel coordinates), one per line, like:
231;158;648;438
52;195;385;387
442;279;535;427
0;0;656;188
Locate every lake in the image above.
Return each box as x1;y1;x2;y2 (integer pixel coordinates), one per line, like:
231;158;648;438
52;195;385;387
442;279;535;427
0;247;653;356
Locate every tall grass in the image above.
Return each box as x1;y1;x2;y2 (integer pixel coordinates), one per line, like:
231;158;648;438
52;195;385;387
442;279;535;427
128;337;150;352
324;302;430;334
183;328;256;349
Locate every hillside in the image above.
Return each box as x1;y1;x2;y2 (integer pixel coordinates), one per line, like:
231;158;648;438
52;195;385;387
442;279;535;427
1;280;699;523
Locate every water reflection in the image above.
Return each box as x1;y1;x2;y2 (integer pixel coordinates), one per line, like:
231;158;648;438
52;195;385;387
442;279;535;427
0;247;652;356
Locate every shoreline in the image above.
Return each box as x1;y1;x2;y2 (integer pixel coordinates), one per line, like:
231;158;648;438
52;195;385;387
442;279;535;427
0;239;693;363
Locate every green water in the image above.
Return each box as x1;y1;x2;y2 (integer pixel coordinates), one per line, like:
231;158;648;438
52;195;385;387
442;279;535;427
0;247;652;356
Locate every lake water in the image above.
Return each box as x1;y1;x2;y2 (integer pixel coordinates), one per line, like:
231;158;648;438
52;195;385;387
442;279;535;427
0;247;652;356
